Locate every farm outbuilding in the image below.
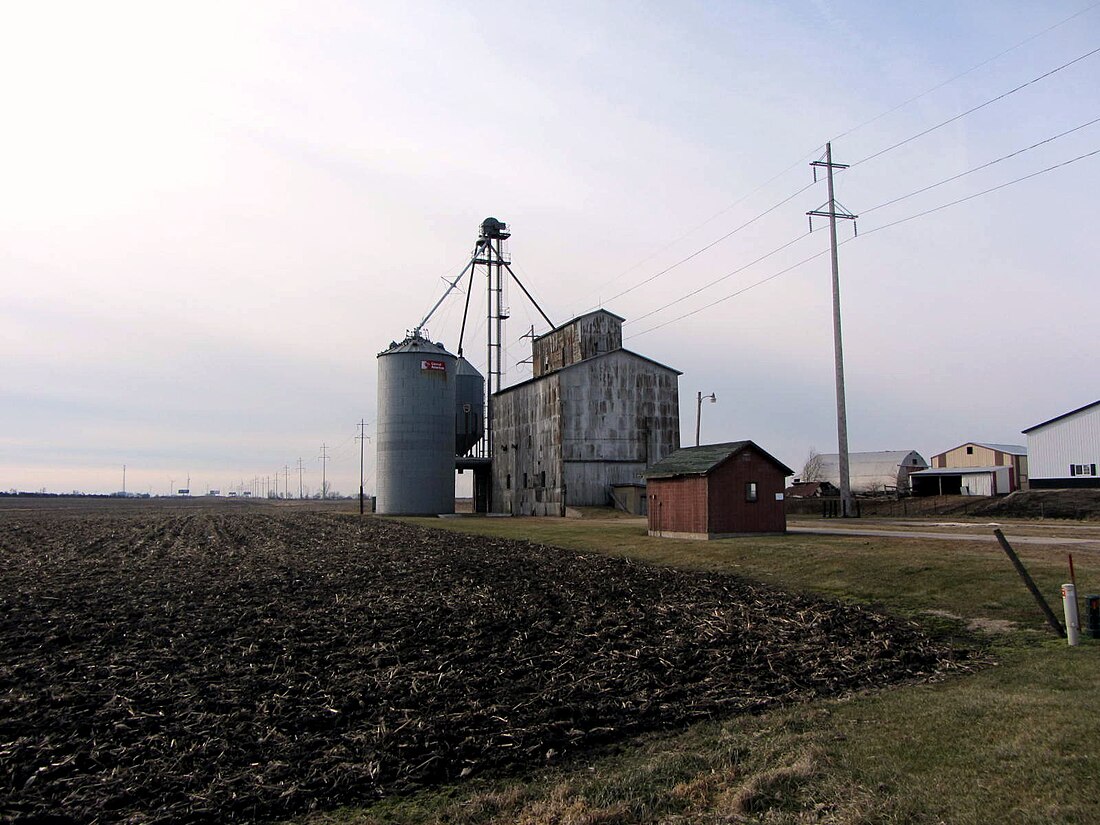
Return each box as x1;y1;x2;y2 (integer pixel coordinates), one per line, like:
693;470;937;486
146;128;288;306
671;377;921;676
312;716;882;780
928;442;1027;491
910;466;1012;497
1022;400;1100;488
490;310;681;515
814;450;928;496
645;441;792;539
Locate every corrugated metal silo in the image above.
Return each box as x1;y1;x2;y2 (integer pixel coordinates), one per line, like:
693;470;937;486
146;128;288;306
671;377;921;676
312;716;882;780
376;335;457;514
455;357;484;457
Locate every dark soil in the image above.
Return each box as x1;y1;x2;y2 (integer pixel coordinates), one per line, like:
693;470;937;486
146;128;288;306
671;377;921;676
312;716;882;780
964;489;1100;520
0;506;972;823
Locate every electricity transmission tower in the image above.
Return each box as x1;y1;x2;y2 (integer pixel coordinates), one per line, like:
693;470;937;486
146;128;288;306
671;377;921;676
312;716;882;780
297;457;304;500
808;142;858;517
319;443;329;500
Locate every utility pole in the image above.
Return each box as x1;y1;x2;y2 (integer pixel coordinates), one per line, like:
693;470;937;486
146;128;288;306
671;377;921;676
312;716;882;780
122;464;126;496
297;458;304;500
357;420;371;515
808;142;858;517
319;444;329;500
284;465;290;500
695;391;716;447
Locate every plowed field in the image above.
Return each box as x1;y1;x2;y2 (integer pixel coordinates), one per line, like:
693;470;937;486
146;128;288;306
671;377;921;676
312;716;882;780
0;505;970;823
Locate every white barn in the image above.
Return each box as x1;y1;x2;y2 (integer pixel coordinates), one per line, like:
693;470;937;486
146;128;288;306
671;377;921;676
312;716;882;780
815;450;928;495
1022;400;1100;489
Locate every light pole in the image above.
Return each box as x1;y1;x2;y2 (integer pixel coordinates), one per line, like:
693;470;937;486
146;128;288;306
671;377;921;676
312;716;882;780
695;391;716;447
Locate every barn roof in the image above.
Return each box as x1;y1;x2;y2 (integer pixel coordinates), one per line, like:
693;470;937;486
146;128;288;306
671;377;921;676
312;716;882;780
493;347;681;396
817;450;927;476
972;443;1027;455
932;442;1027;459
1022;399;1100;433
645;441;793;479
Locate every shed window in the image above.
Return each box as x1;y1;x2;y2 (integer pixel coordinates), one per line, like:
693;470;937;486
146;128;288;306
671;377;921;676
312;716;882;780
966;446;974;455
746;482;758;502
540;470;547;487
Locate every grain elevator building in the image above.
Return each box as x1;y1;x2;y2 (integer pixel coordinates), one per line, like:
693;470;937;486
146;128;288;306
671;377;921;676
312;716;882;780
490;310;681;515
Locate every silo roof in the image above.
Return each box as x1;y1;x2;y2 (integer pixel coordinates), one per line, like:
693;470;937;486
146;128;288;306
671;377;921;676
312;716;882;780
378;335;454;357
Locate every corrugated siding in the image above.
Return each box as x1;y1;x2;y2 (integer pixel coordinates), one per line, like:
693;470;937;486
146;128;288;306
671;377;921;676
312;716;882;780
492;349;680;512
1027;405;1100;480
489;373;563;515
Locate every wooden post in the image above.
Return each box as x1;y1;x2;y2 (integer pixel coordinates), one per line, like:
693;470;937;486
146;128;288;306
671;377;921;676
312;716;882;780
994;529;1065;637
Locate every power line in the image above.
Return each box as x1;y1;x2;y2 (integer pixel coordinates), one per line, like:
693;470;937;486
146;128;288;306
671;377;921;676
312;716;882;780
580;154;824;306
859;146;1100;237
585;5;1100;312
862;115;1100;215
627;146;1100;339
625;245;830;340
626;231;812;325
852;44;1100;168
576;8;1099;319
830;1;1100;145
599;180;820;308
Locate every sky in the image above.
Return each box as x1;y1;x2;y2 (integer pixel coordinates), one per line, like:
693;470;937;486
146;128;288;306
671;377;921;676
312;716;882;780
2;0;1099;496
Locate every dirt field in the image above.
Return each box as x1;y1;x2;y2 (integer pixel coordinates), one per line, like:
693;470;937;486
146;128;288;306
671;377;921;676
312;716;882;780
0;501;971;823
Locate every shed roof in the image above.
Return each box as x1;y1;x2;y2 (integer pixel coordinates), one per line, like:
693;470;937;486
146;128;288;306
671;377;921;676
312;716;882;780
645;441;793;479
1022;400;1100;434
910;466;1004;477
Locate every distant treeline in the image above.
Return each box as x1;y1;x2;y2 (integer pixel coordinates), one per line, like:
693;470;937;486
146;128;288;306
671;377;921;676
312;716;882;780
0;492;150;499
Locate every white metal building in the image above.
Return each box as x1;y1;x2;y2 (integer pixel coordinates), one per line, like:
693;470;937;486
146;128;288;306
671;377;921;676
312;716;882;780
1022;400;1100;488
815;450;928;495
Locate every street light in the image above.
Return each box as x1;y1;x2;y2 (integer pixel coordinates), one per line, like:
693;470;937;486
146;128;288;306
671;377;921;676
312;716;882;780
695;391;716;447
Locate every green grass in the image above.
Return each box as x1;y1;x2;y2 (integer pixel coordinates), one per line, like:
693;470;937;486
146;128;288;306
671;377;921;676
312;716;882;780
296;514;1100;825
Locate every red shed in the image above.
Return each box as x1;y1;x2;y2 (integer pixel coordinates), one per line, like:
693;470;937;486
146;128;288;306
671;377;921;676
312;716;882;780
645;441;792;539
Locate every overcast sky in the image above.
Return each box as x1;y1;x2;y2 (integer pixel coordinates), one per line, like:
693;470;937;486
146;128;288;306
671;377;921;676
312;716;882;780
3;0;1099;496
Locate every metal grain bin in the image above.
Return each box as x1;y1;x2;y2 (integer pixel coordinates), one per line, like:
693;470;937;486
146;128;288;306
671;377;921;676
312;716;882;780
376;335;457;515
455;357;484;457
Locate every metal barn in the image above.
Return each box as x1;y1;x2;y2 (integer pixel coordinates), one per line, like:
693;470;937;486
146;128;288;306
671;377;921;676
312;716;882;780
928;442;1028;491
490;310;681;515
645;441;792;539
1023;400;1100;488
815;450;928;496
